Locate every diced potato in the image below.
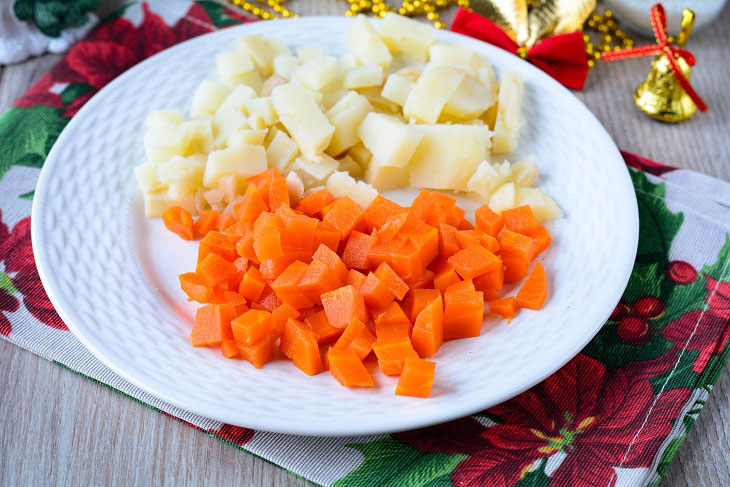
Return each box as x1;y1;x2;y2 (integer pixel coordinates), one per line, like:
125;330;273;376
204;187;227;212
339;53;359;71
394;66;422;83
179;119;214;155
145;110;185;130
218;174;241;202
245;97;278;126
292;55;339;92
216;85;258;116
157;154;206;198
290;154;339;188
260;75;289;97
321;89;350;110
325;91;373;156
511;156;538;187
347;142;372;169
488;182;515;213
514;187;562;222
248;112;267;130
271;83;334;159
297;47;324;63
144;193;196;218
346;15;392;70
203;145;267;187
466;160;511;199
326;171;378;208
364;158;409;192
212;106;249;147
190;80;232;118
378;12;438;61
444;75;497;119
408;124;491;190
217;50;257;83
301;86;324;105
492;71;523;154
143;124;186;163
381;73;413;107
228;129;268;148
428;43;474;70
273;54;299;80
403;66;465;124
237;35;290;77
343;65;383;89
285;171;305;204
358;112;423;168
134;161;166;194
266;130;299;171
356;86;401;113
337;154;363;178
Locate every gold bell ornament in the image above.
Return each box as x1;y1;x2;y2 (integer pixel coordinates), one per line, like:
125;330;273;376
602;4;707;122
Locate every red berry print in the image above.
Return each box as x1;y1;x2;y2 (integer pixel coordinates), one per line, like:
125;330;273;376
609;300;631;321
633;296;665;319
667;260;697;285
618;317;652;345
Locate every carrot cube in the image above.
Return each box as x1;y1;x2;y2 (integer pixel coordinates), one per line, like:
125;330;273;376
234;184;268;223
196;253;239;286
438;223;461;258
374;262;409;300
305;310;343;346
515;263;548;310
271;260;314;309
322;196;364;239
360;272;397;309
432;260;461;292
488;296;517;320
443;285;484;339
346;269;367;291
473;266;505;291
312;243;348;283
411;294;444;358
253;212;284;261
238;267;266;301
194;210;219;238
295;189;335;217
231;309;273;345
162;206;194;240
372;338;419;375
220;339;239;359
189;303;236;347
502;254;529;283
341;231;377;270
404;288;441;322
502;205;538;235
280;318;324;376
198;230;237;263
395;357;436;397
525;225;552;258
362;195;406;231
328;349;374;387
313;222;341;252
297;258;343;304
474;204;504;236
321;285;368;328
270;302;300;335
331;318;376;360
179;272;213;303
447;244;501;280
500;230;536;263
236;337;274;368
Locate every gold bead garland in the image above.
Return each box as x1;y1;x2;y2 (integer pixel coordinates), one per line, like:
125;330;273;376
582;8;634;67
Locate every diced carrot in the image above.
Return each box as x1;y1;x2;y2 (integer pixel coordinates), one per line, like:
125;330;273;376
280;318;324;375
279;212;319;262
313;221;341;252
362;195;406;231
196;253;239;286
162;206;194;240
331;318;376;360
258;255;293;281
194;210;219;238
346;268;368;291
220;339;239;358
328;349;374;387
407;221;440;268
235;231;257;263
446;205;466;228
395;357;435;397
189;303;236;347
515;263;548;310
373;338;419;375
270;261;314;309
376;212;409;241
297;258;343;304
238;267;265;301
443;285;484;340
367;237;405;272
411;294;444;357
248;168;290;210
447;244;501;280
500;230;536;263
218;291;249;315
224;220;250;242
322;196;364;239
432;259;461;293
488;296;517;320
360;272;397;309
321;285;368;328
445;279;476;294
231;309;273;345
373;302;412;342
374;262;409;300
474;204;504;236
296;189;335;217
502;254;530;283
431;192;458;226
198;230;237;263
480;233;500;252
305;310;343;346
409;190;437;223
236;338;274;368
482;288;500;301
341;231;377;270
180;272;213;303
234;184;268;223
457;219;475;230
404;288;441;322
318;201;336;218
312;244;348;283
438;223;461;258
525;225;552;258
473;266;504;291
270;302;299;335
233;256;249;274
217;213;236;231
455;229;481;249
502;205;538;235
253;212;284;261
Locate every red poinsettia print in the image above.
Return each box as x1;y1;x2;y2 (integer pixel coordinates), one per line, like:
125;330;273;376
209;423;255;446
621;151;677;177
395;354;689;487
0;211;66;334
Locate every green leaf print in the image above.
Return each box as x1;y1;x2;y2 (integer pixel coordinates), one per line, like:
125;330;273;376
196;0;245;28
514;459;552;487
18;190;35;200
0;106;67;183
333;436;466;487
582;325;673;369
649;350;700;393
60;83;95;105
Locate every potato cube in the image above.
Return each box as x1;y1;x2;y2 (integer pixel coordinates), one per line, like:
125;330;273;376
428;43;474;69
381;73;413;107
134;161;166;194
294;56;340;91
157;154;206;198
212;106;249;147
245;97;278;126
492;71;523;154
339;53;359;71
357;86;401;113
217;50;256;83
364;159;409;192
514;187;562;222
271;83;334;159
337;154;363;178
321;89;350;110
290;154;339;188
408;124;491;190
190;80;232;118
260;75;290;97
247;112;267;130
403;66;465;123
488;182;515;213
358;112;423;168
444;75;497;119
466;161;510;199
273;54;299;80
297;47;324;63
347;142;372;170
326;171;378;208
143;124;186;163
325;91;373;156
144;193;196;218
145;110;185;130
237;35;290;77
203;145;267;187
179;119;214;155
228;129;268;148
378;12;438;61
301;86;324;105
343;65;383;89
511;156;538;187
266;130;299;171
346;15;392;70
216;84;258;114
286;171;305;204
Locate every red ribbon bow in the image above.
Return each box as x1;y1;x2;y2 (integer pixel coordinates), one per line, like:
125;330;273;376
450;8;589;90
602;3;707;112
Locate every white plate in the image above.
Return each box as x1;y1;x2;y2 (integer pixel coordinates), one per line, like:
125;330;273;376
32;17;638;436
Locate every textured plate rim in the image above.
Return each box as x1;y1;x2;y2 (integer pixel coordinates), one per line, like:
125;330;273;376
32;17;638;436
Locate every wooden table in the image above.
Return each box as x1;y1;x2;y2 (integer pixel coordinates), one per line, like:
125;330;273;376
2;1;729;485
